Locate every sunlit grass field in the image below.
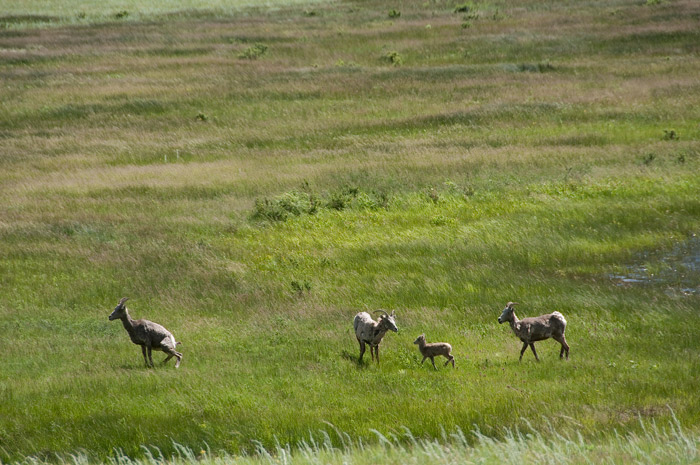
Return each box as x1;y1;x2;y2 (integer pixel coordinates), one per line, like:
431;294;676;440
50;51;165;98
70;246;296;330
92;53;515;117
1;0;699;462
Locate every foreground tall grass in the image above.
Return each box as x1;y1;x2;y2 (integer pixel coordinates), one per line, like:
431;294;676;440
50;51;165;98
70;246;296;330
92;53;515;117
13;416;700;465
1;0;699;461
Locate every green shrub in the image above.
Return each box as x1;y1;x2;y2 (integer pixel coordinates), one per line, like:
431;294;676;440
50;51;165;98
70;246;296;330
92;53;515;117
388;9;401;18
251;191;317;222
326;185;358;211
382;50;403;66
239;43;268;60
250;185;388;222
517;62;555;72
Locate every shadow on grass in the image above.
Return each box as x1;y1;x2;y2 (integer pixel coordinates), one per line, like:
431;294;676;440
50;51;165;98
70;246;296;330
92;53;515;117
341;349;369;369
117;362;176;371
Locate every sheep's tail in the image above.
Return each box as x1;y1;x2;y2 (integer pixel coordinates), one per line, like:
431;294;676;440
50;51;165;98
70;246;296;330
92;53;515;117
552;311;567;326
176;341;182;346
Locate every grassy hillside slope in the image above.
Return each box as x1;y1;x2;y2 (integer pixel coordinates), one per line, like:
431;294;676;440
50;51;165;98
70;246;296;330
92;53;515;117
1;0;699;461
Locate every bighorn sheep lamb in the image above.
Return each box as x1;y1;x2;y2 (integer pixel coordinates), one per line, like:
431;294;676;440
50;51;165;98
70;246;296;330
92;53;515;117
109;297;182;368
413;334;455;369
497;301;569;362
353;310;398;364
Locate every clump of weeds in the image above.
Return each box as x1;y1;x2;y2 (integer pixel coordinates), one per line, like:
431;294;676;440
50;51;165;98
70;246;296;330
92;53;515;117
250;183;389;223
454;2;473;13
291;279;312;295
239;43;268;60
517;62;555;72
663;129;678;140
382;50;403;66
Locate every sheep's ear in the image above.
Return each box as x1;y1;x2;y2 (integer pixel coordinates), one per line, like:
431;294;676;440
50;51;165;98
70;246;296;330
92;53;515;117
391;310;396;316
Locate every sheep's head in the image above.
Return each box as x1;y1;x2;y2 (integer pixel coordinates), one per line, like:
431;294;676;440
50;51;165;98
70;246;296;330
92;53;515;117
413;334;425;345
109;297;129;321
375;310;398;333
498;302;517;324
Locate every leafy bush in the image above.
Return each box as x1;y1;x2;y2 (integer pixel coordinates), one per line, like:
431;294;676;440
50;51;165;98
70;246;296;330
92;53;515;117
382;50;403;66
290;279;311;295
388;9;401;18
239;43;268;60
642;152;656;165
517;62;555;72
250;184;389;222
251;191;318;222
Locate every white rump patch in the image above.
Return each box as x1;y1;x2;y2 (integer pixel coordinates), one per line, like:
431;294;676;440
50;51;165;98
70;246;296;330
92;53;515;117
170;335;177;347
552;311;567;326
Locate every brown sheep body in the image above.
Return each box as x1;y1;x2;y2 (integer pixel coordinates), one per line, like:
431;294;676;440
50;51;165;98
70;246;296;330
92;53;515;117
109;297;182;368
413;334;455;369
497;301;569;362
353;310;398;364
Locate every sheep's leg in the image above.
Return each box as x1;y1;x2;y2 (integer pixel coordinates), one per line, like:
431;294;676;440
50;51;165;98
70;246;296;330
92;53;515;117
421;356;427;365
529;343;539;361
555;335;570;360
375;345;380;364
430;357;437;370
358;339;366;363
444;355;455;368
519;342;528;362
144;348;154;367
141;345;150;367
146;346;156;368
163;346;182;367
370;345;375;361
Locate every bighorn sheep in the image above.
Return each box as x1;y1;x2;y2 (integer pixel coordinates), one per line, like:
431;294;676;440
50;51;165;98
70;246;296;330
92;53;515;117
353;310;398;364
109;297;182;368
413;334;455;369
497;301;569;362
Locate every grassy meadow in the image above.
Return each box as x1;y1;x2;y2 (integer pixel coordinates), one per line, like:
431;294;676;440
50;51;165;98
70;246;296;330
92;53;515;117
1;0;700;462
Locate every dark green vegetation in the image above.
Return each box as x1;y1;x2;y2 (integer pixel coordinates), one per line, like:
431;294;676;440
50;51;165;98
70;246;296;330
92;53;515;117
1;0;699;462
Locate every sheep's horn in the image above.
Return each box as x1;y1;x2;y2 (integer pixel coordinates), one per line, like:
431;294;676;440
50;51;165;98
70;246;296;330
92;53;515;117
118;297;129;305
374;310;389;317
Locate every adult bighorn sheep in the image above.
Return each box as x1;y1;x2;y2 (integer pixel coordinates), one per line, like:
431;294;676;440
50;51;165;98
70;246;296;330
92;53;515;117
497;301;569;362
353;310;398;364
109;297;182;368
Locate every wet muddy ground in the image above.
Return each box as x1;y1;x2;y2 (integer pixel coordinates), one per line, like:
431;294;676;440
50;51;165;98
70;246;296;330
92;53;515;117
610;235;700;296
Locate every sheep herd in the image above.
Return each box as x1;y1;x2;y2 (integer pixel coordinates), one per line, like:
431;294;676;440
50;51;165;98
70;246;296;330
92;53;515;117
352;302;569;369
109;298;569;369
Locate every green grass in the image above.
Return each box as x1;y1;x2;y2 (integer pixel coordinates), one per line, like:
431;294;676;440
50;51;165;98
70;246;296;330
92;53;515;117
1;0;700;462
14;415;700;465
0;0;330;29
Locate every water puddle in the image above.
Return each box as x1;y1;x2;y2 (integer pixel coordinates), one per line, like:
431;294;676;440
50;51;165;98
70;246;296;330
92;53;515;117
609;235;700;296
